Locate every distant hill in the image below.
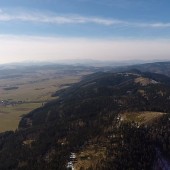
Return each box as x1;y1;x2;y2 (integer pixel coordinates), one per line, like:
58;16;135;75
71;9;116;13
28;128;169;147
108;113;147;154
0;69;169;170
113;61;170;77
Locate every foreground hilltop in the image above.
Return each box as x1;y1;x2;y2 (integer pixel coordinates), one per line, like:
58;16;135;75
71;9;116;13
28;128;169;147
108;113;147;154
0;69;169;170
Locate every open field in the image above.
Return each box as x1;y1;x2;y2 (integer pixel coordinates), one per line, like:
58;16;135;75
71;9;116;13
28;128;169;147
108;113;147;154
0;103;41;132
0;75;81;101
0;64;94;132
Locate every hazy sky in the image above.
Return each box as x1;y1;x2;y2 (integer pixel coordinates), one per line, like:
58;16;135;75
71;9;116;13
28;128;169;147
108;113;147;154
0;0;170;63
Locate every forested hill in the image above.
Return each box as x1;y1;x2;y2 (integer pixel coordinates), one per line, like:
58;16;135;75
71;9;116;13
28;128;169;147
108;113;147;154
113;61;170;77
0;70;170;170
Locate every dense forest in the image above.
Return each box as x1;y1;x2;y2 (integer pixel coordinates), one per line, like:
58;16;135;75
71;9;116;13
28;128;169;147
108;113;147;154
0;69;169;170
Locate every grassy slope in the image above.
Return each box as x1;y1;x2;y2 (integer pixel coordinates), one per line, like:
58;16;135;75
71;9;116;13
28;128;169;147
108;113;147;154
121;111;166;124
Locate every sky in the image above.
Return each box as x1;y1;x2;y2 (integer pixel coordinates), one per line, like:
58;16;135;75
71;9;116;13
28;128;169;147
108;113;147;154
0;0;170;63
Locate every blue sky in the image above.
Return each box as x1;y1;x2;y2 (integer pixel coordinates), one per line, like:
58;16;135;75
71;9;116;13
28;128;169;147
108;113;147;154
0;0;170;63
